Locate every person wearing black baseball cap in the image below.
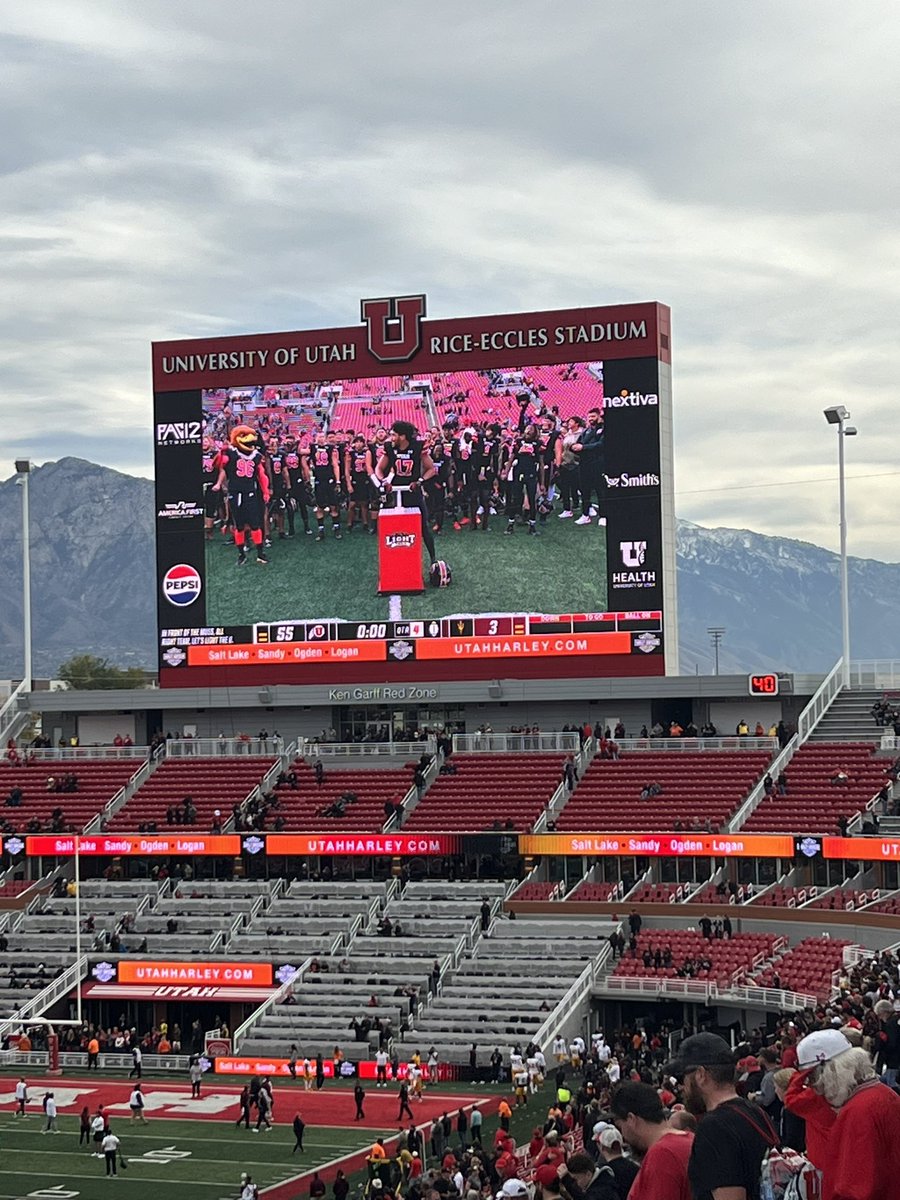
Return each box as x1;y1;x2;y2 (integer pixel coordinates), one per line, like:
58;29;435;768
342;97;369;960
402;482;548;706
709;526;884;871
667;1033;774;1200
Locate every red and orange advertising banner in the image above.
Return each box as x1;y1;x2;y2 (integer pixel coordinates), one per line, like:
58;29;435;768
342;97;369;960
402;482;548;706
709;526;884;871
266;833;460;857
117;960;273;987
25;834;241;857
823;836;900;861
519;833;796;858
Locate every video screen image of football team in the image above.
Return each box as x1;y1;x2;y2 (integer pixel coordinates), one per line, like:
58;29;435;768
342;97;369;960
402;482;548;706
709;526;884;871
201;363;615;625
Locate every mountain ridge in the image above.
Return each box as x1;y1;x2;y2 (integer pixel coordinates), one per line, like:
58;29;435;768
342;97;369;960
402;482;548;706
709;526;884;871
0;457;896;677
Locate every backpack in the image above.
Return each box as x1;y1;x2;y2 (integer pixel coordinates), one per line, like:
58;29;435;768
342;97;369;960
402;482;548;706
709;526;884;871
734;1106;822;1200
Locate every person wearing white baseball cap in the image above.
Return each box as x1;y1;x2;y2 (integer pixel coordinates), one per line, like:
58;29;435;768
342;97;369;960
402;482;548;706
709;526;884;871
495;1180;528;1200
793;1026;900;1199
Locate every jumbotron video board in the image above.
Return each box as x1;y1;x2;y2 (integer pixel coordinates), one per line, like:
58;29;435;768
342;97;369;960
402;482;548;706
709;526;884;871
152;297;676;687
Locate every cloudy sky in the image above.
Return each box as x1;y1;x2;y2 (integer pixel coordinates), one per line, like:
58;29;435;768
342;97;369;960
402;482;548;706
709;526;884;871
2;1;897;559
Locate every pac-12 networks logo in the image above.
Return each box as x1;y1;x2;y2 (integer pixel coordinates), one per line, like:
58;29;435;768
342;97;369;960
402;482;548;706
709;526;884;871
162;564;202;607
157;421;202;446
360;295;426;363
385;532;417;549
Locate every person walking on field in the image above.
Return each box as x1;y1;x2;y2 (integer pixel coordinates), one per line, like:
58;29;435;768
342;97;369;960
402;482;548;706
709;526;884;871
190;1056;203;1098
102;1127;121;1176
42;1092;59;1134
293;1112;305;1153
235;1085;251;1129
354;1082;366;1121
79;1105;91;1146
130;1045;142;1078
398;1081;414;1121
14;1077;28;1118
129;1084;147;1124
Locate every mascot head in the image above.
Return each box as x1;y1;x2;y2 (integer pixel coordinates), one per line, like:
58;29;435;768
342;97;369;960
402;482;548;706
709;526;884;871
230;425;257;453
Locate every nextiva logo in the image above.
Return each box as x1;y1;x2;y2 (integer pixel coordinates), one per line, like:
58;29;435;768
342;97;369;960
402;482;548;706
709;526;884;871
158;500;204;520
604;472;660;489
604;390;658;409
386;532;417;549
157;421;202;446
162;563;202;607
612;541;657;590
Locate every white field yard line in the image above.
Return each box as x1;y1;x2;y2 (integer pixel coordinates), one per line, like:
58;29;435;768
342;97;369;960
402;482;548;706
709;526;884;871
0;1119;358;1150
0;1167;229;1187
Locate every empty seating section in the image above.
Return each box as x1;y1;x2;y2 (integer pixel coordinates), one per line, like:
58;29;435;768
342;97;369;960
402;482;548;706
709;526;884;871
0;879;37;897
330;395;430;436
752;937;851;1000
432;365;604;428
108;757;275;830
512;880;558;900
742;743;885;833
752;886;811;908
568;880;619;901
405;755;562;831
804;889;872;911
614;930;778;987
273;761;410;829
865;893;900;915
629;883;690;903
690;884;752;906
557;751;769;831
0;759;143;833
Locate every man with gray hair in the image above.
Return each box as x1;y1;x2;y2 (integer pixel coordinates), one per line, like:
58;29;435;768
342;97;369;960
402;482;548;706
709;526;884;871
795;1027;900;1199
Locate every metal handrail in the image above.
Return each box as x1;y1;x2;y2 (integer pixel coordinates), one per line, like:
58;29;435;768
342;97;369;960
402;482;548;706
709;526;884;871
798;658;845;742
0;680;29;745
12;745;148;761
0;955;88;1041
303;739;436;760
615;736;779;753
535;947;609;1050
166;737;282;758
726;736;798;832
452;732;580;753
233;956;312;1052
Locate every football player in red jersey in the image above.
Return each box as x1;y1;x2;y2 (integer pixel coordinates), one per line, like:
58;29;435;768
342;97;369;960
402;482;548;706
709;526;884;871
213;426;271;565
375;421;438;566
303;432;343;541
344;436;374;533
201;436;224;540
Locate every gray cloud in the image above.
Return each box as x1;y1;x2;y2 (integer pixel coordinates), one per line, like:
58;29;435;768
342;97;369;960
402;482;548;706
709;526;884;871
0;0;898;552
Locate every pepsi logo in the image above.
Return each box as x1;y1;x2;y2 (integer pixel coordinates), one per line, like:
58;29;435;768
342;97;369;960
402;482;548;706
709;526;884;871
163;563;202;607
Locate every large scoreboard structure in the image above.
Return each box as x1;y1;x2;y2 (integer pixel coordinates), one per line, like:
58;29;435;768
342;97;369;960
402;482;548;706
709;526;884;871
152;297;677;687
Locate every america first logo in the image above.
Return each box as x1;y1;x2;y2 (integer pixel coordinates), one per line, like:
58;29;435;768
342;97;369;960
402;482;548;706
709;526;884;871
386;532;417;549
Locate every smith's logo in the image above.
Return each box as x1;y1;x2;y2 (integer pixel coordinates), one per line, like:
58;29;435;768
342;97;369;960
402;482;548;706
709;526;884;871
361;294;426;363
620;540;647;567
386;532;417;549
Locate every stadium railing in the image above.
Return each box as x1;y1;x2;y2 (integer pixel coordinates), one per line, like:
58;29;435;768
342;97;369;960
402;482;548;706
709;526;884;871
303;739;437;760
614;736;778;752
452;732;580;753
848;660;900;689
165;737;283;757
0;955;88;1044
17;745;149;761
232;956;313;1053
0;680;31;746
534;945;611;1051
601;975;817;1010
798;657;845;741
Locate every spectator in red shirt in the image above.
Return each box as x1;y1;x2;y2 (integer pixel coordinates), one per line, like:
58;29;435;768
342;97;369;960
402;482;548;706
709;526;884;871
796;1028;900;1199
610;1081;693;1200
533;1131;567;1191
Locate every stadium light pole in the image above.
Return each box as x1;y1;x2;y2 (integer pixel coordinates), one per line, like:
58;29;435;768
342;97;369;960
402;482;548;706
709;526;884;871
14;460;32;694
823;407;856;688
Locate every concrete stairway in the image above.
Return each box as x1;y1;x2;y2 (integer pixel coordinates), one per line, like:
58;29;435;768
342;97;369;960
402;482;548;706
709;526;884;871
808;688;890;742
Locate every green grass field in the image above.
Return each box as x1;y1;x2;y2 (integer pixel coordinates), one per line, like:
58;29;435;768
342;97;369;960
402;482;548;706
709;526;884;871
205;512;608;627
0;1074;546;1200
0;1115;331;1198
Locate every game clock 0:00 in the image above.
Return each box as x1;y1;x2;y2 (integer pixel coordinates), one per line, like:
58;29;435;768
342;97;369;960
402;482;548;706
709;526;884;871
748;673;779;696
